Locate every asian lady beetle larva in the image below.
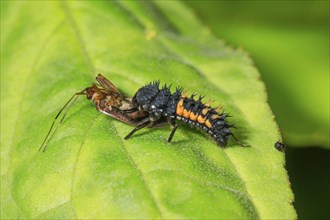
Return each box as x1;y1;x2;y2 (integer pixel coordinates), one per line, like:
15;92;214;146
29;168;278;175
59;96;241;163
122;81;237;146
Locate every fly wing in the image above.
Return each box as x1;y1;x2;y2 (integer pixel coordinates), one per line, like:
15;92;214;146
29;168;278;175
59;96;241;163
96;74;123;98
100;106;149;126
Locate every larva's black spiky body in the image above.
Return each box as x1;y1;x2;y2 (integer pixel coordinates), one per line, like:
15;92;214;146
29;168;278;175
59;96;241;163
129;81;234;146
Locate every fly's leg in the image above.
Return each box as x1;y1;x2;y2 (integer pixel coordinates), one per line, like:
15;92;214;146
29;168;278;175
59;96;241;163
167;121;179;143
124;118;151;140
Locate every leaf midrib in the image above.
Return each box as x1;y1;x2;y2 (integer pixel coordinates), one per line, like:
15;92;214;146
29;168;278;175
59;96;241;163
62;1;164;218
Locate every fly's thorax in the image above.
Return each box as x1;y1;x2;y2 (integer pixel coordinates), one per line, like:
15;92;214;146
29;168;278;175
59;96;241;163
104;95;121;108
120;98;133;110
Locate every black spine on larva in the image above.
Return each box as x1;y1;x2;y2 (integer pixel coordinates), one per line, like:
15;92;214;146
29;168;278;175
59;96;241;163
183;94;196;111
191;96;204;114
164;87;182;118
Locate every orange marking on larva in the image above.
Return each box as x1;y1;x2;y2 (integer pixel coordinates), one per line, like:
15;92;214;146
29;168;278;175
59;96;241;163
176;105;183;116
205;120;212;128
211;114;220;120
197;115;206;124
176;99;184;116
183;109;191;118
215;105;222;112
182;91;189;98
202;108;209;115
178;99;184;107
189;112;198;121
206;99;214;106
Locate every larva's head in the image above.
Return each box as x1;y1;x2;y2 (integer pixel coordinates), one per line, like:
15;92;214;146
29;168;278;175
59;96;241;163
133;81;160;107
212;128;231;147
210;115;233;147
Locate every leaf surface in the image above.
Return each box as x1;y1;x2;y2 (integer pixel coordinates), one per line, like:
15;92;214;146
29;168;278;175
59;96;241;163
1;1;296;219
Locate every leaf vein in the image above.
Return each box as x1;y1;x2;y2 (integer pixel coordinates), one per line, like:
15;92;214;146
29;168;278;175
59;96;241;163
61;1;94;73
108;122;164;218
147;168;252;200
70;114;100;219
33;201;71;219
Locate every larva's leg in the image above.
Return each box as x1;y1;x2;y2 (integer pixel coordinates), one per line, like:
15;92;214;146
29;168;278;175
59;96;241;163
167;121;179;143
124;118;151;140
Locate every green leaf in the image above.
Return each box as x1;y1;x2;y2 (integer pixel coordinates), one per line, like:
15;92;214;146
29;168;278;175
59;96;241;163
1;1;296;219
185;1;329;148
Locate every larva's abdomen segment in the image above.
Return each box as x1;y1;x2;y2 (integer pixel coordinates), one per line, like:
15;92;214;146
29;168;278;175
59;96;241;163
176;97;213;128
176;99;184;116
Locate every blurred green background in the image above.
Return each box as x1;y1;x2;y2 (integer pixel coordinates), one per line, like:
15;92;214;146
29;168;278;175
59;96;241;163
184;1;329;219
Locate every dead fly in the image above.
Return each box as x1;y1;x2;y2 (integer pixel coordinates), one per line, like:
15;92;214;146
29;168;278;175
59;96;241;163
39;74;146;152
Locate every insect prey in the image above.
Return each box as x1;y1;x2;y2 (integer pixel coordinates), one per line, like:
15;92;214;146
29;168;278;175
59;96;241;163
39;74;146;152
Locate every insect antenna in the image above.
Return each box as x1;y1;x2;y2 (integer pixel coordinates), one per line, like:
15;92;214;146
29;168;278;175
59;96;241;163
39;89;86;152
